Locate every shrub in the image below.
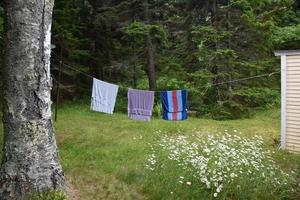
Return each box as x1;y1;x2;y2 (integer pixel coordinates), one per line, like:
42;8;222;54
233;87;280;108
153;102;162;118
195;87;280;120
114;86;128;113
209;100;252;120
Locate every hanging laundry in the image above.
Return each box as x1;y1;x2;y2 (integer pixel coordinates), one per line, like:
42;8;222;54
160;90;188;121
91;78;119;114
128;89;155;121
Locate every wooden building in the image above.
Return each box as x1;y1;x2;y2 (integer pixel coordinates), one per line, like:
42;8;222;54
275;50;300;153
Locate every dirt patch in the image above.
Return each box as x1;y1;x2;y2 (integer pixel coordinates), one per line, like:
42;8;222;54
65;176;80;200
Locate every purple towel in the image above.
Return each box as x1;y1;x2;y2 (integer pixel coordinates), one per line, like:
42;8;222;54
128;89;155;121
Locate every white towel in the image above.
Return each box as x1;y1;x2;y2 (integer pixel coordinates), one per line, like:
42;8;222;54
91;78;119;114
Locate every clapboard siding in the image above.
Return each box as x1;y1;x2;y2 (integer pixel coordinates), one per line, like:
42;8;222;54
287;68;300;72
286;105;300;110
287;83;300;87
286;98;300;103
287;93;300;97
286;148;300;153
286;142;300;148
287;59;300;62
286;149;300;154
286;127;300;134
287;92;300;96
287;66;300;69
286;135;300;141
286;112;300;118
287;134;300;141
286;73;300;77
285;54;300;153
287;78;300;82
287;63;300;67
287;113;300;118
286;133;300;139
287;108;300;112
286;119;300;125
286;94;300;98
286;144;300;153
287;56;300;60
287;89;300;92
286;124;300;130
287;71;300;75
287;141;300;148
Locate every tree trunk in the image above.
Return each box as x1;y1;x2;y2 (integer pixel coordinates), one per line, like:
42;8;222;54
0;1;65;199
90;0;103;79
211;0;221;101
144;0;157;91
132;44;137;88
226;6;233;99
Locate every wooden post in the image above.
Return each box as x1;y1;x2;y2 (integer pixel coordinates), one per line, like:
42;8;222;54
55;44;63;122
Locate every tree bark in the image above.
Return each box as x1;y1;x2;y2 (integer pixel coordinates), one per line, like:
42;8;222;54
144;0;157;91
0;1;65;199
226;5;233;99
211;0;221;100
132;44;137;88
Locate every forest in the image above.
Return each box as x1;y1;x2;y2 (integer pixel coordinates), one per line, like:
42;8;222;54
1;0;299;119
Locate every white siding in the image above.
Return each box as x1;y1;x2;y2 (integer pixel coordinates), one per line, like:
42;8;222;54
281;54;287;149
286;54;300;153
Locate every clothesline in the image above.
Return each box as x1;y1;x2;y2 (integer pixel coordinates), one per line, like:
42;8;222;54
198;71;280;89
51;54;280;92
50;52;281;122
52;59;94;79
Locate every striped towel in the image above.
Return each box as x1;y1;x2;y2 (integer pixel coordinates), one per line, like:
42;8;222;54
160;90;188;121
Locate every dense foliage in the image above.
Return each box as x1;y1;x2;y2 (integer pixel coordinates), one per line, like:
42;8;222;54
1;0;300;119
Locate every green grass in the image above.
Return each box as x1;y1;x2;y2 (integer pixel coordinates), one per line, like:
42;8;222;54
0;103;300;199
25;190;67;200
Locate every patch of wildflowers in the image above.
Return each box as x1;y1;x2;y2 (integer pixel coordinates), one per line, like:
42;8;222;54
145;130;295;197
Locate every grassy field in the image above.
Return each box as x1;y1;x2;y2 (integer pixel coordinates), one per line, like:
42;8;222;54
1;103;300;199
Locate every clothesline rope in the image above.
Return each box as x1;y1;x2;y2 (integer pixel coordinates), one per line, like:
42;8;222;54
52;59;94;79
198;71;280;89
51;53;280;92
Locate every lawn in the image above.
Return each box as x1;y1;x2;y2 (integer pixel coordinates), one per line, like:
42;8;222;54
0;103;300;199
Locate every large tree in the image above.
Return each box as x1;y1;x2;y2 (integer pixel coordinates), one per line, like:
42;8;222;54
144;0;157;91
0;0;65;199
